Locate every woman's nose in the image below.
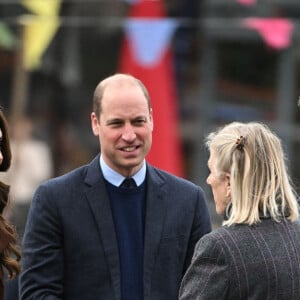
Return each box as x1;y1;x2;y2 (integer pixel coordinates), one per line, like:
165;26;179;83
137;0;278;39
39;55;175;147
206;175;211;185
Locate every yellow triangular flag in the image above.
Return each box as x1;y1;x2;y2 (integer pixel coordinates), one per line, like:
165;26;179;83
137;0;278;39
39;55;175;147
20;15;60;70
20;0;62;70
21;0;61;16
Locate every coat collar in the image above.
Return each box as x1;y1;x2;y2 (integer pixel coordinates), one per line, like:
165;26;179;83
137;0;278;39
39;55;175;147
143;165;168;296
84;155;121;299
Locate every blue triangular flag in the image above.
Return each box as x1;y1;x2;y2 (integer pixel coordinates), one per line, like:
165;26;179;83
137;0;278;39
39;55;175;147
124;18;178;67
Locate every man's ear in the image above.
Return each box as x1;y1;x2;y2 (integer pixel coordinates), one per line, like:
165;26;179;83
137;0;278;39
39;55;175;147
149;108;154;131
91;112;99;136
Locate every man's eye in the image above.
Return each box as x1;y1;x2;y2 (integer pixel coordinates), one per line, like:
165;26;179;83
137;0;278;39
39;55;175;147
133;119;146;126
108;121;123;127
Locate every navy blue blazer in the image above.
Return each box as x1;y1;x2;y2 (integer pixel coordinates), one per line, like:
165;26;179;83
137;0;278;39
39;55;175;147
20;155;211;299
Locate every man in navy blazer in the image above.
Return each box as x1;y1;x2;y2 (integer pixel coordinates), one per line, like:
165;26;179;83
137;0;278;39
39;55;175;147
20;73;211;299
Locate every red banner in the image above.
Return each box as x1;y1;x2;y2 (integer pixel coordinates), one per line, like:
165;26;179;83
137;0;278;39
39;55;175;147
119;0;184;177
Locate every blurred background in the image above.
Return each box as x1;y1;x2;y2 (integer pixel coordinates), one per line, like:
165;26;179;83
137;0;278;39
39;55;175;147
1;0;300;231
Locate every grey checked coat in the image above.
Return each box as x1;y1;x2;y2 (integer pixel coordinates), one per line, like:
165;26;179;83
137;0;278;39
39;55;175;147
179;217;300;300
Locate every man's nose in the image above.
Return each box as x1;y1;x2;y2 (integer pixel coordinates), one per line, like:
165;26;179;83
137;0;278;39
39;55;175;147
122;126;136;141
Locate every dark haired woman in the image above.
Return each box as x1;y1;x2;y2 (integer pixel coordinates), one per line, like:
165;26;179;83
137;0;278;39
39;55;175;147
0;110;21;299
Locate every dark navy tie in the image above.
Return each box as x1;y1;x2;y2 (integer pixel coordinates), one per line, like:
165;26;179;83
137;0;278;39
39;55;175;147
120;178;137;189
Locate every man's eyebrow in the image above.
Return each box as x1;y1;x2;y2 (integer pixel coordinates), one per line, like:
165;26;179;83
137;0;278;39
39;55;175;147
106;118;123;124
107;116;147;122
106;117;123;121
134;116;147;119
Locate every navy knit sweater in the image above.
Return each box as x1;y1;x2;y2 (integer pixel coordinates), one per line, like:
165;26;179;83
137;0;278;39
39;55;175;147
106;180;146;300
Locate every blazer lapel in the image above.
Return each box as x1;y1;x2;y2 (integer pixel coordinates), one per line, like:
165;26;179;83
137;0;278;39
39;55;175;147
84;156;121;300
143;165;168;295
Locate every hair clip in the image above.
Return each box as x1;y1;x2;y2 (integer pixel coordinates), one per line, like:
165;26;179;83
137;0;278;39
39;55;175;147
236;136;245;151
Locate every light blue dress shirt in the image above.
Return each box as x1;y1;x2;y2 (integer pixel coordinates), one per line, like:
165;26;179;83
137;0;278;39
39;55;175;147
100;155;146;187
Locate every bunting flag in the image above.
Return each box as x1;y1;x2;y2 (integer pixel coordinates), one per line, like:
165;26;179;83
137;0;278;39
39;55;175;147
20;0;61;70
119;0;184;177
237;0;256;5
21;0;61;15
0;22;17;49
243;18;294;50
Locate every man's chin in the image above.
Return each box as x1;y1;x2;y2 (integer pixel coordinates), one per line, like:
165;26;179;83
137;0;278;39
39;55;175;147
119;159;142;170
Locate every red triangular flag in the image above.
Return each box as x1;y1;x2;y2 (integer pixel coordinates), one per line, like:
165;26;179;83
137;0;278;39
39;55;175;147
119;0;184;177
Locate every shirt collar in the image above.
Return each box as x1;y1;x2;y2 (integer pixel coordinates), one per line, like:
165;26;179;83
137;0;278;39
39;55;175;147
100;155;146;187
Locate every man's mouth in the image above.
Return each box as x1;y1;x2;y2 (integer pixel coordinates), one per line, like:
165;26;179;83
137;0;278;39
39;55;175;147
122;146;138;152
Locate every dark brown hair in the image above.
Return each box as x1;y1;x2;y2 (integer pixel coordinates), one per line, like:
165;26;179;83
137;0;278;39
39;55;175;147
0;109;21;279
0;110;11;171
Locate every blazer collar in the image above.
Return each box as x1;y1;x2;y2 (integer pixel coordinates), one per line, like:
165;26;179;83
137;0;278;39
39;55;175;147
84;155;121;300
143;164;168;295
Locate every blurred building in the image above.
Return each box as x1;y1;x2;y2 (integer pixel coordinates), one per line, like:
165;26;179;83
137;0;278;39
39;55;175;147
0;0;300;227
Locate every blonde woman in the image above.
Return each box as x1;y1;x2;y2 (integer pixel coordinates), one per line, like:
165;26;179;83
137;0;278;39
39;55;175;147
180;121;300;300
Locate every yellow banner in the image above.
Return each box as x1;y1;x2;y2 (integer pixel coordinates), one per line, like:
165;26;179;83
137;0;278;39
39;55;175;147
20;0;61;70
21;0;61;16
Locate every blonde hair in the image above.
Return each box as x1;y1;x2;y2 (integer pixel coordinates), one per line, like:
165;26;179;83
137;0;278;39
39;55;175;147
206;122;299;226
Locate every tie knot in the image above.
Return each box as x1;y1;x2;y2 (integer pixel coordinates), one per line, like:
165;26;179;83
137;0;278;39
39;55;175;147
120;178;137;189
